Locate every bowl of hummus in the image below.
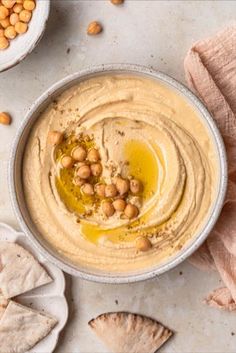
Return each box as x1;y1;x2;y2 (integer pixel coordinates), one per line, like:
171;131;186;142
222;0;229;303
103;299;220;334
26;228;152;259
10;64;227;283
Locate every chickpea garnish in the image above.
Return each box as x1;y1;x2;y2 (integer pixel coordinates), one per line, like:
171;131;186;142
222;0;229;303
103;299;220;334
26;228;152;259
0;6;9;20
73;176;85;187
115;177;129;195
72;146;87;162
95;183;106;198
4;25;16;39
48;131;64;146
2;1;16;8
23;0;35;11
91;163;102;177
15;21;27;33
87;148;100;163
77;165;91;179
102;201;115;217
113;198;126;212
87;21;103;35
19;9;31;22
124;203;139;219
61;156;74;169
0;112;12;125
13;3;23;13
9;12;19;25
81;183;94;196
0;17;10;28
130;179;143;194
105;184;117;198
0;36;9;49
136;237;152;252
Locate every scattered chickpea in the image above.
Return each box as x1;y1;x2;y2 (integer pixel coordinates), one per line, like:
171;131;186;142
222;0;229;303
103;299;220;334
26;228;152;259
87;21;103;35
105;184;117;198
19;8;31;22
115;177;129;195
130;179;143;194
13;3;23;12
77;165;91;179
136;237;152;252
2;0;16;9
72;146;87;162
91;163;102;177
102;201;115;217
48;131;63;146
0;6;9;20
61;156;74;169
81;183;94;196
111;0;124;4
23;0;35;11
0;112;11;125
124;203;139;219
73;176;85;187
0;17;10;28
9;12;19;25
95;183;106;198
113;198;126;212
0;35;9;49
15;21;28;33
87;148;100;162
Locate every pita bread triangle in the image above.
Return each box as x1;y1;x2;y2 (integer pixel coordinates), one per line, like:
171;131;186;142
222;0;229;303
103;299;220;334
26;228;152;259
0;300;57;353
89;312;173;353
0;241;52;299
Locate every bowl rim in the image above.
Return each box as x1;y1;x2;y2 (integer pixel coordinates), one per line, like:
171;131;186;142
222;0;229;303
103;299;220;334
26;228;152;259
0;0;50;73
9;63;228;283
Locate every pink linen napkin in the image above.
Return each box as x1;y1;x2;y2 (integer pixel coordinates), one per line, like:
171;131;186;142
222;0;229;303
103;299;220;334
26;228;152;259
184;25;236;311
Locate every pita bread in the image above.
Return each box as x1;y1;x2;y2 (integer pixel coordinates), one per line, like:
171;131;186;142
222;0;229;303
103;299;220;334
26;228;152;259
0;242;52;298
89;312;173;353
0;291;9;319
0;300;57;353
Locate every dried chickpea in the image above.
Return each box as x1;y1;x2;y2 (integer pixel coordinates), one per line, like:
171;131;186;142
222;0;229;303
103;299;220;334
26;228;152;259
102;201;115;217
2;0;16;8
0;36;9;49
19;9;31;22
136;237;152;252
16;0;23;3
0;28;4;36
124;203;139;219
13;3;23;13
4;25;16;39
87;21;103;35
23;0;35;11
61;156;74;169
48;131;63;146
15;21;27;33
111;0;124;4
10;12;19;25
105;184;117;198
0;6;9;20
0;112;12;125
0;18;10;28
113;199;126;212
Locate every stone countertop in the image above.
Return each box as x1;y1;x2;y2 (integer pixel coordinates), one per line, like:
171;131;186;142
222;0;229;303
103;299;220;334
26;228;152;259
1;1;236;352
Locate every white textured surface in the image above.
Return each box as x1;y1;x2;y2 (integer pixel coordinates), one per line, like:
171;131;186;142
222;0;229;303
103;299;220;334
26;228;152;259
1;1;236;352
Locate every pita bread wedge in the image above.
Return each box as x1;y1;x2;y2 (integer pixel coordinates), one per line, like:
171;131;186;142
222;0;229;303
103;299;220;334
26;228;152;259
0;291;9;319
0;241;52;298
89;312;173;353
0;300;57;353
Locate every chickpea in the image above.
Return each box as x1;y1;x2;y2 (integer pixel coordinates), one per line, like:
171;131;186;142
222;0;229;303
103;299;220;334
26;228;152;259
0;36;9;49
95;183;106;198
13;3;23;13
91;163;102;177
16;0;23;3
130;179;143;194
19;9;31;22
87;148;100;163
15;20;27;33
0;112;11;125
111;0;124;4
0;18;10;28
72;146;87;162
23;0;35;11
47;131;63;146
73;176;85;187
61;156;74;169
124;203;139;219
81;183;94;196
0;6;9;20
102;201;115;217
0;28;4;36
115;177;129;195
2;1;16;8
4;25;16;39
9;12;19;25
136;237;152;252
105;184;117;198
77;165;91;179
113;199;126;212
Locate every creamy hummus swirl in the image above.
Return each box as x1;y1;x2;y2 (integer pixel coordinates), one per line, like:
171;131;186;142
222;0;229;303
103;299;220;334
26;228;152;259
23;74;219;273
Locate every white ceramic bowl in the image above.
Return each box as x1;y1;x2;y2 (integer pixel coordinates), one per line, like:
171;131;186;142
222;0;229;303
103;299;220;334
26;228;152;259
0;0;50;73
9;64;227;283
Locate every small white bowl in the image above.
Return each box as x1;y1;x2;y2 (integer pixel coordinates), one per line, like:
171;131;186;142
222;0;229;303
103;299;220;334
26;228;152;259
0;0;50;73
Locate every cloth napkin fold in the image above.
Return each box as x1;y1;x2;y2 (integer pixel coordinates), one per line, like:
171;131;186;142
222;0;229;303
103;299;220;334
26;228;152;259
184;25;236;311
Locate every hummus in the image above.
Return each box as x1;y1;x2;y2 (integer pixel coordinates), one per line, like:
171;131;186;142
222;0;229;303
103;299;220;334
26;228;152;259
23;74;219;273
